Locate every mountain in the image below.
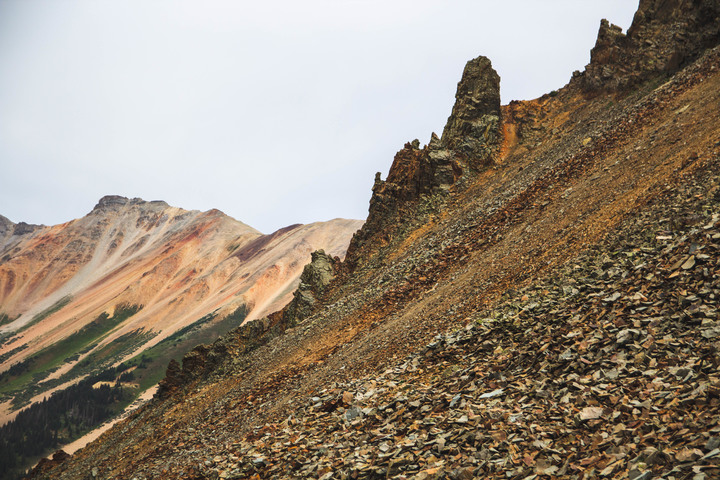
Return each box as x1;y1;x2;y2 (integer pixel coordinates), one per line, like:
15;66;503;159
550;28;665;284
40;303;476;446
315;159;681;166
0;196;361;472
24;0;720;479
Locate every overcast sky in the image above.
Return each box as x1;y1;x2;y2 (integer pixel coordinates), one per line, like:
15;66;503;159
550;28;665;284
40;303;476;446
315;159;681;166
0;1;638;234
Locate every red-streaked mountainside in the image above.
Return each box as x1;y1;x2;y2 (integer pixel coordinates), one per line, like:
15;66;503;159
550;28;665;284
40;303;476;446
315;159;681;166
0;196;361;421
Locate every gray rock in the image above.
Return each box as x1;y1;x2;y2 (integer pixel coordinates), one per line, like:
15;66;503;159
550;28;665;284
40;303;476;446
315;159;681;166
345;406;362;422
705;437;720;451
628;471;653;480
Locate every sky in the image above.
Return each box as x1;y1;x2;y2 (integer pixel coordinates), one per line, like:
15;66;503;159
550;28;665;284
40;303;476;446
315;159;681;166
0;1;639;234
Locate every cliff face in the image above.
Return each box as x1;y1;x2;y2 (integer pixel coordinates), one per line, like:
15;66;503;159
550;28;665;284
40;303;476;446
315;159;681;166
25;1;720;479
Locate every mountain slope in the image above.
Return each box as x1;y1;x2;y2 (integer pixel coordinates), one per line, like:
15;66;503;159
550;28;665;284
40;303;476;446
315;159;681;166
0;197;361;424
27;1;720;479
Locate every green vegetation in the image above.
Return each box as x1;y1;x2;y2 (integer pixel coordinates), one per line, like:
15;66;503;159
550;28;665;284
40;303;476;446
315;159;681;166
0;370;133;480
0;313;15;327
226;241;242;253
122;304;249;392
0;332;20;349
0;344;27;366
6;328;153;410
0;304;250;479
0;298;72;349
0;304;142;407
61;328;156;385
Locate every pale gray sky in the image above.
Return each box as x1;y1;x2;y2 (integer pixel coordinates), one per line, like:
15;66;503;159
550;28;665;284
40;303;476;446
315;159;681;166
0;1;638;234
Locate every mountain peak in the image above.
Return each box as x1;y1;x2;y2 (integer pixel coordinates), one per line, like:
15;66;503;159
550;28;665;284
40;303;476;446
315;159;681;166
0;215;43;239
91;195;170;213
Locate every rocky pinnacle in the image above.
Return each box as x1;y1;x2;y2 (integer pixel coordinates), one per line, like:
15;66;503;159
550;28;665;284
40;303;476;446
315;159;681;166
441;55;501;163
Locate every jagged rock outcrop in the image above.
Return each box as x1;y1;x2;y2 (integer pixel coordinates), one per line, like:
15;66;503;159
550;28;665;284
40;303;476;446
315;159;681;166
157;250;341;398
11;222;41;236
283;249;339;324
156;340;234;399
346;56;501;268
90;195;169;213
575;0;720;92
440;55;501;162
92;195;134;211
0;215;42;243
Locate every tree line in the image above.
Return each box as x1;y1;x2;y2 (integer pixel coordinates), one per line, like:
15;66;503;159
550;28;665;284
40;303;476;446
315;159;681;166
0;371;131;480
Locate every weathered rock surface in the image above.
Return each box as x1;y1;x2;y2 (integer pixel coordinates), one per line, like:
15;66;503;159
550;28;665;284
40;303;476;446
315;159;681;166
346;57;501;270
441;55;501;162
196;186;720;478
575;0;720;92
283;249;339;325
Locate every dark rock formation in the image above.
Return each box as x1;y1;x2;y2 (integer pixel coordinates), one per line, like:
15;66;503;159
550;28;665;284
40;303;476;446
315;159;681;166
441;55;501;162
0;215;42;240
575;0;720;92
157;342;233;399
345;56;501;269
283;249;339;325
92;195;132;211
91;195;169;213
12;222;41;236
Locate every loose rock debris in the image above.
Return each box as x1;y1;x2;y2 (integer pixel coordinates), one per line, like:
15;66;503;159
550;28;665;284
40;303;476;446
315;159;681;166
201;179;720;479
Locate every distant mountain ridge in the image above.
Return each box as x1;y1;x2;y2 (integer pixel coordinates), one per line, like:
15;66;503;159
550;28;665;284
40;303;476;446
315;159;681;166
0;196;361;424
